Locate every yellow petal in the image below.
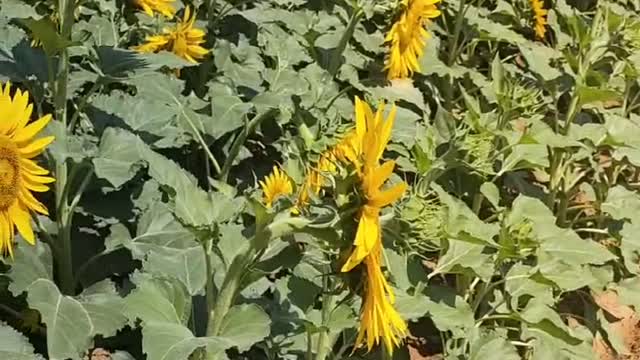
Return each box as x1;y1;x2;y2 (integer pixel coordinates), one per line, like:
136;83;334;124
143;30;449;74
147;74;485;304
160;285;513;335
19;136;54;158
368;182;407;208
9;202;34;245
13;114;52;144
341;206;380;272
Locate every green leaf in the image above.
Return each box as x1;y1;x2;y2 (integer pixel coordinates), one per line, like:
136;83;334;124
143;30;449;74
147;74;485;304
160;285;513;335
6;241;53;296
26;279;93;360
480;182;501;209
19;17;71;55
433;238;494;279
469;332;520;360
519;43;562;81
107;204;206;295
577;85;622;108
207;83;254;138
423;286;475;336
218;304;271;351
124;273;189;326
0;322;44;360
602;186;640;222
505;264;554;308
509;196;615;266
142;322;232;360
519;297;581;346
93;127;143;188
77;280;127;338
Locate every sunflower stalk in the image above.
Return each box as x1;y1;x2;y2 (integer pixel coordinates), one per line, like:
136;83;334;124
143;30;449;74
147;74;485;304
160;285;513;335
327;2;364;77
205;214;309;358
52;0;77;295
314;270;337;360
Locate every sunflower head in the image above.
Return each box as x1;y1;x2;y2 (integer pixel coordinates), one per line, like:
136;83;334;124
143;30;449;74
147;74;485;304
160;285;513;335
385;0;441;80
0;83;54;258
134;0;176;18
259;166;293;208
133;6;209;64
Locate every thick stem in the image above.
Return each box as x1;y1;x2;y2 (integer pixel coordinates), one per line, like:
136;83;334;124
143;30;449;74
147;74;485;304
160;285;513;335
206;248;255;337
314;274;336;360
53;0;76;296
327;5;363;77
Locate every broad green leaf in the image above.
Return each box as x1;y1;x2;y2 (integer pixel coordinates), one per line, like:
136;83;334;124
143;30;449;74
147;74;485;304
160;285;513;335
142;322;231;360
505;264;554;307
26;279;93;360
509;196;615;265
0;322;44;360
577;86;621;108
469;332;520;360
423;286;475;336
124;275;186;325
433;238;494;279
77;280;127;338
602;186;640;222
107;204;206;295
90;92;188;148
207;83;253;137
519;43;562;81
612;277;640;312
1;0;40;19
218;304;271;351
519;298;581;345
6;241;53;296
93;127;143;188
618;222;640;274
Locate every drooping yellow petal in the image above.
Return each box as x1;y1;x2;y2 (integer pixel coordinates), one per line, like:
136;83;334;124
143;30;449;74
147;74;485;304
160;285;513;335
341;206;380;272
0;211;13;257
9;202;34;245
385;0;442;79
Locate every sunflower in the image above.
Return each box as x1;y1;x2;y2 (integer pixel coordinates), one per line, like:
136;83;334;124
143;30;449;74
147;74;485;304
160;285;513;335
340;97;408;354
134;0;176;18
385;0;441;80
530;0;547;40
0;83;55;258
260;166;293;208
134;6;208;63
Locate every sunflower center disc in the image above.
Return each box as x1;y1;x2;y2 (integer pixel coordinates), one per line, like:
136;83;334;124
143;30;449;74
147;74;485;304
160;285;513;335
0;137;20;210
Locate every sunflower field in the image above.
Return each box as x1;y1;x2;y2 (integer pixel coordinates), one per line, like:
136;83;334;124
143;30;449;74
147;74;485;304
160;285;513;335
2;0;640;359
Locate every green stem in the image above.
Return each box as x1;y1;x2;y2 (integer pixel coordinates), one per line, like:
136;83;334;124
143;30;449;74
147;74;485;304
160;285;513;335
206;248;255;337
315;273;336;360
327;5;363;77
203;239;215;327
447;0;467;67
219;109;278;182
68;78;103;131
180;108;222;175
